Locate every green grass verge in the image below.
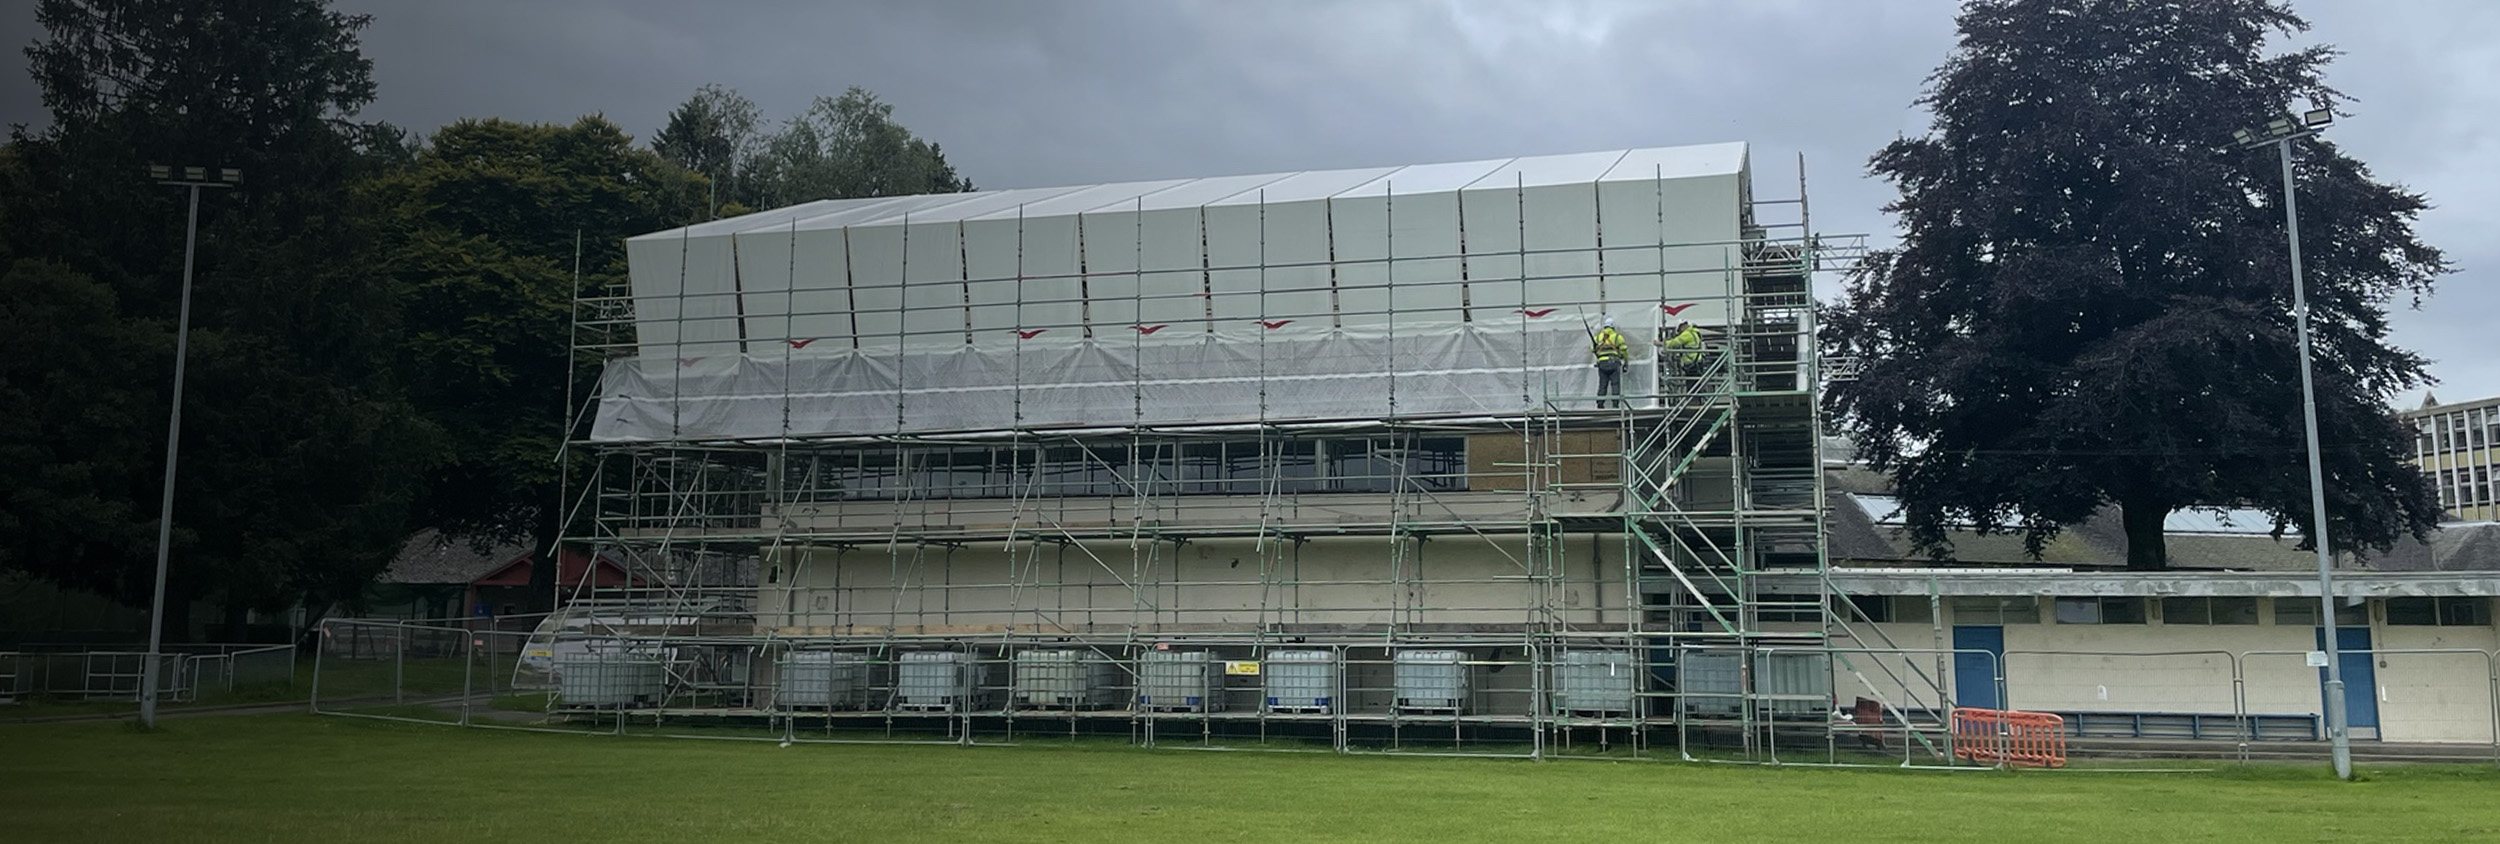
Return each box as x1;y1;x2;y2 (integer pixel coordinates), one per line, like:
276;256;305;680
4;714;2499;843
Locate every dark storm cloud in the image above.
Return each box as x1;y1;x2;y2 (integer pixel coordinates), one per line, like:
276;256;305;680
2;0;2490;402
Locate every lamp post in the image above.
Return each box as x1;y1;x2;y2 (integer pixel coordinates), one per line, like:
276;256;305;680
2230;109;2352;780
139;164;240;729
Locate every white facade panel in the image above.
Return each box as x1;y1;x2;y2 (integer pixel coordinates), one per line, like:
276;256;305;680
961;218;1028;337
1079;209;1142;331
844;225;906;350
1254;199;1338;325
730;226;796;348
789;228;854;350
900;219;967;345
1013;216;1086;337
613;143;1758;433
1387;190;1464;323
1456;186;1527;318
1135;207;1208;330
1201;203;1267;326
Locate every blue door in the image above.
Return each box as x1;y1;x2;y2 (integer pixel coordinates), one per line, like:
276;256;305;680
1952;626;2005;710
2316;626;2379;729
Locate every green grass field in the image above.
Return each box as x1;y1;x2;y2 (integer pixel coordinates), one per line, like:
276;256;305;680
3;714;2497;843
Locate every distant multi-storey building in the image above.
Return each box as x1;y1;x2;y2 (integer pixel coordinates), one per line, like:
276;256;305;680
2404;394;2500;522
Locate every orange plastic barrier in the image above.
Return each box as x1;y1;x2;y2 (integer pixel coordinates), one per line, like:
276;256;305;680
1951;707;2068;768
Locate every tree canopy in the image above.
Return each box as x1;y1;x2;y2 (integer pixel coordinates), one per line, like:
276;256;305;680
1823;0;2445;570
657;85;973;216
371;116;706;610
5;0;427;631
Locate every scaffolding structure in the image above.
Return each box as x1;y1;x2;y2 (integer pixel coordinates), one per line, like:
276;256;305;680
547;147;1949;760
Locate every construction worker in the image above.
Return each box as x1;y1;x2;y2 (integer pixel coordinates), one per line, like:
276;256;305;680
1591;315;1630;408
1661;319;1703;393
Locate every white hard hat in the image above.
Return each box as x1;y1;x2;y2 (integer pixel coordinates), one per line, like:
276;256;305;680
1602;315;1615;327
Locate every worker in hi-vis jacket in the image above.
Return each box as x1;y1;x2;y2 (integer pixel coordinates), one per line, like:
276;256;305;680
1661;319;1703;393
1591;315;1630;409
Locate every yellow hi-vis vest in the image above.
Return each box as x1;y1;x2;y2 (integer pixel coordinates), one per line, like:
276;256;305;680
1592;326;1629;362
1662;324;1702;365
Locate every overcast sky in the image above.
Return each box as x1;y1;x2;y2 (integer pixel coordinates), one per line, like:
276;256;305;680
4;0;2491;405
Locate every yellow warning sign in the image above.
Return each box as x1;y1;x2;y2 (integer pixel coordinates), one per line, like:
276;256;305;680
1224;660;1261;676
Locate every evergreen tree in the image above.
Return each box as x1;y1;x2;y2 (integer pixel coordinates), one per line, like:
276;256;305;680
747;86;973;208
370;117;707;611
4;0;425;633
1823;0;2444;570
652;84;762;218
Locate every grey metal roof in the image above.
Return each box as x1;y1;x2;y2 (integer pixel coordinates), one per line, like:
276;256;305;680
379;529;531;585
1824;473;2498;573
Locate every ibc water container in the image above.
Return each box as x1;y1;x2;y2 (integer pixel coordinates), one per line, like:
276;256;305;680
1013;649;1119;709
557;651;664;708
1137;650;1222;712
1394;650;1470;713
777;651;870;710
896;651;989;712
1553;650;1636;714
1262;650;1338;712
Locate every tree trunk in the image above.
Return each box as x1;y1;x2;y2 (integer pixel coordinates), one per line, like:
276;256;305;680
2119;493;2170;571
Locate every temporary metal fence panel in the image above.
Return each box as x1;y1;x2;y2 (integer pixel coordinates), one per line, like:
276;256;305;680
227;644;294;690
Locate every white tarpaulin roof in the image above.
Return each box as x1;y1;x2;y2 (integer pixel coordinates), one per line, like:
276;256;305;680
600;143;1760;441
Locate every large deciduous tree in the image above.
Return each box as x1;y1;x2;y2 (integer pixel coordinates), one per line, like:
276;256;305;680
5;0;425;634
746;86;973;208
1823;0;2443;570
651;83;763;218
656;85;972;216
371;117;706;611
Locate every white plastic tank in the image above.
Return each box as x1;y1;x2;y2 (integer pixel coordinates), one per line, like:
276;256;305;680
1553;650;1636;714
1394;650;1470;713
556;651;664;708
1262;650;1338;713
1679;652;1744;717
896;651;988;712
776;651;870;710
1137;650;1222;712
1013;649;1119;709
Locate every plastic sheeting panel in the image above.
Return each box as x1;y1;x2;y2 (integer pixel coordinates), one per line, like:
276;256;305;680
590;322;1605;442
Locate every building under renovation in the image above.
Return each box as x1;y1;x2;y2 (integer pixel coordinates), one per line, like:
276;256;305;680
542;141;2498;757
551;141;1888;754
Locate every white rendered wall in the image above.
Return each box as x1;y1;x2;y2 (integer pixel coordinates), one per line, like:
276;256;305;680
755;532;1629;635
1884;598;2500;744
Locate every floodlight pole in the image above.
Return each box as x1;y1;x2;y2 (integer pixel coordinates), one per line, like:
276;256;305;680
141;166;236;729
2235;116;2352;780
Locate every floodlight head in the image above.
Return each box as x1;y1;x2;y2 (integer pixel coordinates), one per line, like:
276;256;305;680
2231;128;2256;146
2266;117;2295;136
2303;108;2334;128
219;168;243;184
148;164;171;180
183;166;206;181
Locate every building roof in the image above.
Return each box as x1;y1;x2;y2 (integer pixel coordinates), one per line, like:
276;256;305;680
379;530;532;586
630;143;1749;241
2401;392;2500;418
1825;474;2494;573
